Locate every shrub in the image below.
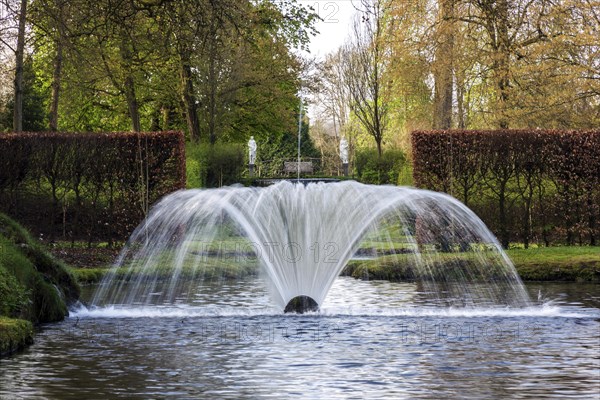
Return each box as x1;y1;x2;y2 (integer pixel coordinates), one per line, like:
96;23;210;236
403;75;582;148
202;143;245;187
187;143;246;188
354;148;406;185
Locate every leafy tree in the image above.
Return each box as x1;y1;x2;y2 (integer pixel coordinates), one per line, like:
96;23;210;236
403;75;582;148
0;56;46;131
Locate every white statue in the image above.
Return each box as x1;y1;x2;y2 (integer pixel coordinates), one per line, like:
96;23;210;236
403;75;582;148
339;137;349;164
248;136;257;165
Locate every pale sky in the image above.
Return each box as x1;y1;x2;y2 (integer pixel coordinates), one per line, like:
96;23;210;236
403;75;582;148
299;0;357;58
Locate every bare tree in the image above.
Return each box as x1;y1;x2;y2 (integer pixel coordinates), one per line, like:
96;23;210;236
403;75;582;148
342;0;389;156
432;0;455;129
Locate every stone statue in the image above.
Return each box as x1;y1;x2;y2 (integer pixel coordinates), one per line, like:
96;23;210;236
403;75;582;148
339;137;349;164
248;136;257;165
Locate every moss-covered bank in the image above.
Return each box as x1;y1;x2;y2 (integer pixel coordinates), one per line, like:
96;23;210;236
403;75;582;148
0;317;33;357
342;247;600;283
0;213;80;356
71;261;258;285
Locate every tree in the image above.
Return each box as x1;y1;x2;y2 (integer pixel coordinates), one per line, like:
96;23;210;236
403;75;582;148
432;0;454;129
11;0;27;131
343;0;390;156
0;55;46;131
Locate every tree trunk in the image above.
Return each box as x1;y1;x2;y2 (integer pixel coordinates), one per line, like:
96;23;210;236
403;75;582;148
13;0;28;132
432;0;454;130
124;75;141;132
208;21;218;144
161;105;171;130
456;69;465;129
496;0;510;129
48;0;65;132
180;52;201;141
49;38;63;131
119;33;141;132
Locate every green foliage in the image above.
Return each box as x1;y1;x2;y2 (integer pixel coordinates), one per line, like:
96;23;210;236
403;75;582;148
187;142;245;188
0;266;29;317
0;57;47;132
0;213;79;323
354;148;406;184
18;0;317;140
0;235;67;323
259;119;319;160
0;317;34;357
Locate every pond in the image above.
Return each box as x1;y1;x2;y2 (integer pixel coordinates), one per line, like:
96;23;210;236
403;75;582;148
1;278;598;399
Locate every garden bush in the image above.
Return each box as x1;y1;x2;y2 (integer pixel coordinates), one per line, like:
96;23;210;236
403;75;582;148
354;148;406;185
187;143;245;188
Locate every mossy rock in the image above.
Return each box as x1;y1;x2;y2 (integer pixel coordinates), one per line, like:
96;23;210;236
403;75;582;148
0;317;34;357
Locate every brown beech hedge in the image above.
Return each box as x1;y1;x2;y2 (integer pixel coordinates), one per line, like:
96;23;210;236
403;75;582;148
412;130;600;248
0;131;185;244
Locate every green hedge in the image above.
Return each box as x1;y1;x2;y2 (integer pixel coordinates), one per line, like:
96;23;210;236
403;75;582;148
187;143;245;188
412;130;600;247
0;131;186;243
354;148;406;185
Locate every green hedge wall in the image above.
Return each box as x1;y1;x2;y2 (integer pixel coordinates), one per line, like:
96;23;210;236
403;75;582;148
354;148;406;185
0;131;186;243
412;130;600;248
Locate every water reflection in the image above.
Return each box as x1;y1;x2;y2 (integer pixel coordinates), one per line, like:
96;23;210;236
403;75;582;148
1;278;599;399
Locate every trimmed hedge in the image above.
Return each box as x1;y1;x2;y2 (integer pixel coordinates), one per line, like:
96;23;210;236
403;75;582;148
0;131;186;243
412;130;600;248
354;148;406;185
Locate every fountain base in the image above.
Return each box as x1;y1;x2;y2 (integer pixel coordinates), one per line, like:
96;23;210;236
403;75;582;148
284;296;319;314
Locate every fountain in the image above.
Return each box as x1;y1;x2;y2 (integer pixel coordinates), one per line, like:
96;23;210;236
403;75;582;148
92;181;530;312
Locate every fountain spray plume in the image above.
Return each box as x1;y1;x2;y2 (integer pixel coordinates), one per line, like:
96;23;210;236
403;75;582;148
92;181;530;312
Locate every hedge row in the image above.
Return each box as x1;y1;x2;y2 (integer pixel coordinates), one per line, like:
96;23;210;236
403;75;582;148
0;131;186;243
412;130;600;248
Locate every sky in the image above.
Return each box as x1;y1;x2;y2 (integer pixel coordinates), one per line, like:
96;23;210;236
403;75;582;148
299;0;357;58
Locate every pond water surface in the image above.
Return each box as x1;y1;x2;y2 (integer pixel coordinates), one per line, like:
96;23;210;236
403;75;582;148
1;278;598;399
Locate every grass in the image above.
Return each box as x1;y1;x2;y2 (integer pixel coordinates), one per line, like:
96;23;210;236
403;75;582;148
505;246;600;281
344;246;600;282
0;212;82;356
71;255;259;285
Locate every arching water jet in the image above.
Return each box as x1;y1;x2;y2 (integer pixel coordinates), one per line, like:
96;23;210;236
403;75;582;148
91;181;531;311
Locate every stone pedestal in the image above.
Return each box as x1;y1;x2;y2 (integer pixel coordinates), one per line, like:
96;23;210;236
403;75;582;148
249;164;255;177
342;163;349;177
